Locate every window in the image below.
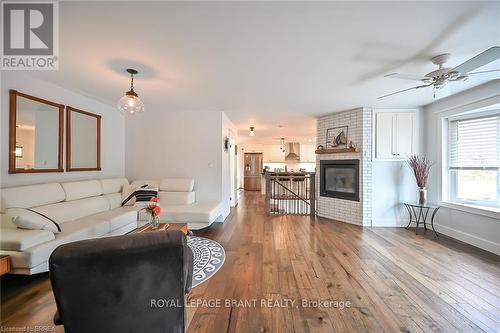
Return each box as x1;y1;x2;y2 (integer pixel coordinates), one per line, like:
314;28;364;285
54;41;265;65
447;113;500;208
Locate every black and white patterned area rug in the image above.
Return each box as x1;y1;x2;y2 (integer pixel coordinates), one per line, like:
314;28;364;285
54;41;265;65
187;236;225;288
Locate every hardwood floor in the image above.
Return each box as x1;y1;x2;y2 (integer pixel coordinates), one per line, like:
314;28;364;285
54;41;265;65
2;191;499;332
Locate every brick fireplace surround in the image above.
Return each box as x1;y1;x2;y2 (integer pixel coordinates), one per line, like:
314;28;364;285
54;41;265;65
316;108;372;226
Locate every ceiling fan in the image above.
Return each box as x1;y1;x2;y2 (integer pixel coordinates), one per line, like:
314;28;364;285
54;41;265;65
378;46;500;99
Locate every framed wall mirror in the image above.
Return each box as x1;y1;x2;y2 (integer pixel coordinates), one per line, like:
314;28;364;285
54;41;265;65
66;106;101;171
9;90;64;174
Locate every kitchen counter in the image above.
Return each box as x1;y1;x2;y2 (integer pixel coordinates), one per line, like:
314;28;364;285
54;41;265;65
260;171;312;194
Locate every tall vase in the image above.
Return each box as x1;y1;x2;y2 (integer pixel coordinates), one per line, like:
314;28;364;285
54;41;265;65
149;214;160;229
418;187;427;205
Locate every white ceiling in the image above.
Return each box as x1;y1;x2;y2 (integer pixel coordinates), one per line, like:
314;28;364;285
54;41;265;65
29;1;500;144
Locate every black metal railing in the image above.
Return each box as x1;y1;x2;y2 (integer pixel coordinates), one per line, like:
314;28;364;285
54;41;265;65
264;173;316;215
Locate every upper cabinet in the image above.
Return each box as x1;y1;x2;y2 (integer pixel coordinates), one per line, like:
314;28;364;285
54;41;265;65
300;144;316;162
243;143;316;163
264;145;284;162
374;110;418;161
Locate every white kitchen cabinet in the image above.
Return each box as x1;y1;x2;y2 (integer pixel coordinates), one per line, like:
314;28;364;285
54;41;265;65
300;144;316;162
263;145;284;162
374;110;417;160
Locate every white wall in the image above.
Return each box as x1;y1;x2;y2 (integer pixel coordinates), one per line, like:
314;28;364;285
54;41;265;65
0;72;125;187
372;162;417;226
423;80;500;255
125;110;236;222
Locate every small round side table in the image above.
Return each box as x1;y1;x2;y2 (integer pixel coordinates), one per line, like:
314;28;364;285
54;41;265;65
403;202;441;237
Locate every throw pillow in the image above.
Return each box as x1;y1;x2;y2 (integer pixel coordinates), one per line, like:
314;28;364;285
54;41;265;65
8;208;61;233
134;187;159;207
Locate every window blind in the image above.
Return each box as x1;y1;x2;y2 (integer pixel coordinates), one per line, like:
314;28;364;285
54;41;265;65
448;113;500;170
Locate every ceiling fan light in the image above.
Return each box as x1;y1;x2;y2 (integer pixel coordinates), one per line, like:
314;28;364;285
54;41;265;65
249;126;255;136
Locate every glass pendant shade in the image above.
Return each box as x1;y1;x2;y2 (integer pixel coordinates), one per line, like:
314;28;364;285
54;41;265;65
118;68;144;114
118;93;145;114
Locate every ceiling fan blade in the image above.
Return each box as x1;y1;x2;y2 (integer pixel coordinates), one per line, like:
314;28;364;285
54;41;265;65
467;69;500;75
377;84;431;99
384;73;428;81
452;46;500;74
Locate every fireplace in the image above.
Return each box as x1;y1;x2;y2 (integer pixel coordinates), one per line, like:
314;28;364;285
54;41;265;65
320;159;359;201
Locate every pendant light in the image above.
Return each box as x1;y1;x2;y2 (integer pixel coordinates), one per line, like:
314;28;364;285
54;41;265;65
249;126;255;136
279;138;285;151
117;68;145;114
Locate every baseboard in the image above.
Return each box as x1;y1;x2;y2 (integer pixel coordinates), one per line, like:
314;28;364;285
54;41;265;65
371;218;499;255
215;205;231;223
317;213;363;226
371;218;407;227
433;223;500;256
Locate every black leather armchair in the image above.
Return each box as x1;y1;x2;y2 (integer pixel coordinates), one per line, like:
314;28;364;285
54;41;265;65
49;230;193;333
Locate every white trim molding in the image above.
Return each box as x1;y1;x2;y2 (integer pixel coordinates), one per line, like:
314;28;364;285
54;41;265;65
434;222;500;256
440;201;500;220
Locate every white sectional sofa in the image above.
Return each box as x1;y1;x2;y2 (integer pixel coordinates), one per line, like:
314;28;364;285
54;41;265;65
130;179;222;230
0;178;222;275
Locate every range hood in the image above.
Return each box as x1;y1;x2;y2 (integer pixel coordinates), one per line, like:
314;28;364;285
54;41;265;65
285;142;300;160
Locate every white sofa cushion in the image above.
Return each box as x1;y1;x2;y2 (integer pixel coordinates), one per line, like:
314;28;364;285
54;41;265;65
8;217;110;269
0;228;55;251
34;196;110;224
162;201;222;223
158;191;195;205
104;193;122;209
160;178;194;192
100;178;129;194
7;208;61;233
89;208;137;231
0;183;65;213
130;180;160;188
61;180;103;201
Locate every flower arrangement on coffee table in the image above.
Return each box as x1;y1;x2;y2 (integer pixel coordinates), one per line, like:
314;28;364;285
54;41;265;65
142;197;161;229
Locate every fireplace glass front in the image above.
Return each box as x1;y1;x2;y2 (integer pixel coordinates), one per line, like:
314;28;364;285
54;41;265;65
320;159;359;201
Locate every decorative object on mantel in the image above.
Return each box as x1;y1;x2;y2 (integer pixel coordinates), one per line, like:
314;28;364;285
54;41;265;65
316;145;324;151
407;155;433;205
326;126;348;148
315;147;356;154
117;68;145;114
141;196;161;229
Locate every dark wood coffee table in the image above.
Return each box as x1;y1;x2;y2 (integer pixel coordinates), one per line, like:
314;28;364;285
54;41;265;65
132;222;189;235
